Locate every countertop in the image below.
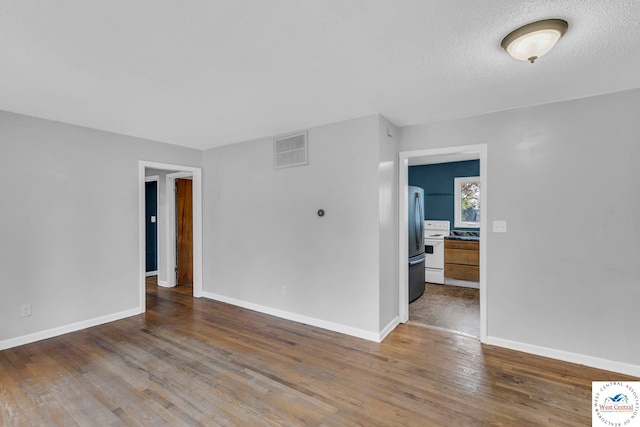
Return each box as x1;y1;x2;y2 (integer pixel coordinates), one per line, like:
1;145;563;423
445;231;480;241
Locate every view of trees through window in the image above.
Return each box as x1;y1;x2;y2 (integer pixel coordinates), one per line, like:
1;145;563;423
460;180;480;223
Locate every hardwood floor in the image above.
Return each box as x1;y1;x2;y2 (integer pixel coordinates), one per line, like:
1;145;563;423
409;283;480;337
1;278;636;426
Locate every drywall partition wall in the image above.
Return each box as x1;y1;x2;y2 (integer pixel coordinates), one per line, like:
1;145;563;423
378;116;400;334
400;89;640;374
0;110;201;348
202;115;383;338
408;160;480;231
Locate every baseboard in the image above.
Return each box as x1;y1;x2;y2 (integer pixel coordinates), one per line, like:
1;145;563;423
486;336;640;378
0;307;142;351
202;292;382;342
145;271;158;277
157;280;173;288
379;316;400;342
443;278;479;289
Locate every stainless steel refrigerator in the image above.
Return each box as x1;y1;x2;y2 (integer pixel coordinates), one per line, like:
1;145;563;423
408;186;426;302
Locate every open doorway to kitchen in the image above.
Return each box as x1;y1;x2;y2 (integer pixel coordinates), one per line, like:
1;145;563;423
138;161;202;314
398;145;487;342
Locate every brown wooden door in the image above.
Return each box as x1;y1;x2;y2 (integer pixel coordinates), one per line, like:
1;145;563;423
175;178;193;285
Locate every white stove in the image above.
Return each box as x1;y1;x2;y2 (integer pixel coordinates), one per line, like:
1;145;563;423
424;220;450;284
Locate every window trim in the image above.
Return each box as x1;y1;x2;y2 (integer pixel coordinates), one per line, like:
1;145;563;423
454;176;480;228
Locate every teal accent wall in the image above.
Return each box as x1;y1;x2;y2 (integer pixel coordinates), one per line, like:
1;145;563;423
145;181;158;272
408;160;480;231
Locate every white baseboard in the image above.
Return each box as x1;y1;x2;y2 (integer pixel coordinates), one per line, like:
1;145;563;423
379;316;400;342
486;336;640;378
145;271;158;277
0;307;142;351
157;280;173;288
202;292;383;342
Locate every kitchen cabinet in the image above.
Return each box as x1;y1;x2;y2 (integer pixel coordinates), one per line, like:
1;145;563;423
444;239;479;282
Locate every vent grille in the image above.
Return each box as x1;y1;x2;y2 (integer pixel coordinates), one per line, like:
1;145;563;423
274;132;308;169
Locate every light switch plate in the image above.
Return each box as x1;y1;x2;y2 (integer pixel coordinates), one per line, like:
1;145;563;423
493;220;507;233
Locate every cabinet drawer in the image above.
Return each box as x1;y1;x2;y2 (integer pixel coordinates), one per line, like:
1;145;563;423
444;239;479;251
444;264;480;281
444;248;479;266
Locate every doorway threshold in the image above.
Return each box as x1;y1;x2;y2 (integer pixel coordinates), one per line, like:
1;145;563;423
406;321;479;340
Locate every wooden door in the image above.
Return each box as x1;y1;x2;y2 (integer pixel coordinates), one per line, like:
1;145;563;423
175;178;193;285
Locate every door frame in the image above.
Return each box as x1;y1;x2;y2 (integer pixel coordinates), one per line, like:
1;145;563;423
144;175;159;277
138;161;203;313
398;144;488;343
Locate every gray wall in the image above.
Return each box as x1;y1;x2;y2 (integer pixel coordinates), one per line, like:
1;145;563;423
0;111;201;342
378;116;400;330
401;89;640;366
203;115;392;335
3;88;638;371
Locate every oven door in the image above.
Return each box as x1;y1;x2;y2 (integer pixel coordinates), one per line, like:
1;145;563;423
424;239;444;269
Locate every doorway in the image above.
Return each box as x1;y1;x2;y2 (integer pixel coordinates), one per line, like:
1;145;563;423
138;161;203;313
398;144;487;342
408;160;480;336
144;176;159;276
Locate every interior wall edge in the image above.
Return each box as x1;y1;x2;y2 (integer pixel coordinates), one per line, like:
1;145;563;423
379;316;400;342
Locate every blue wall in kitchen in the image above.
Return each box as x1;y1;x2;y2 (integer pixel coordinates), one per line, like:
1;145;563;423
408;160;480;231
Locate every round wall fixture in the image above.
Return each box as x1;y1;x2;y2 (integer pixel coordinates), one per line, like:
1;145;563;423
317;209;325;217
501;19;568;63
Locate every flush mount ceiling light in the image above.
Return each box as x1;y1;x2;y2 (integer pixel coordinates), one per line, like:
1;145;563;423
501;19;568;63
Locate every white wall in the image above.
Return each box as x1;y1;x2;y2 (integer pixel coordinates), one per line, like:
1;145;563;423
401;89;640;369
203;115;388;336
378;117;400;331
0;111;201;345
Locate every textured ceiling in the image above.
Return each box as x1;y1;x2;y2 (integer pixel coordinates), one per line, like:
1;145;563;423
1;1;639;149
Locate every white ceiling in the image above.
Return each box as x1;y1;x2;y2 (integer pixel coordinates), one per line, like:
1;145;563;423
1;1;639;150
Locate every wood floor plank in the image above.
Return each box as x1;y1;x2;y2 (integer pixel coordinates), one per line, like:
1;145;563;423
0;276;636;426
0;353;48;426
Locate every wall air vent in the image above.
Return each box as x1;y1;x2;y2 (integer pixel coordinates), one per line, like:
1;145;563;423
274;131;308;169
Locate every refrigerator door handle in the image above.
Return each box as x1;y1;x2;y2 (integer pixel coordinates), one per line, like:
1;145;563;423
408;254;426;265
414;192;421;250
418;194;424;241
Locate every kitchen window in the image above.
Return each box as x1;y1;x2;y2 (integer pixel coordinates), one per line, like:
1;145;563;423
454;176;480;228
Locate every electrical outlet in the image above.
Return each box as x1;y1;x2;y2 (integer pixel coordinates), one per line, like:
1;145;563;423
281;286;287;296
21;304;32;317
493;220;508;233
